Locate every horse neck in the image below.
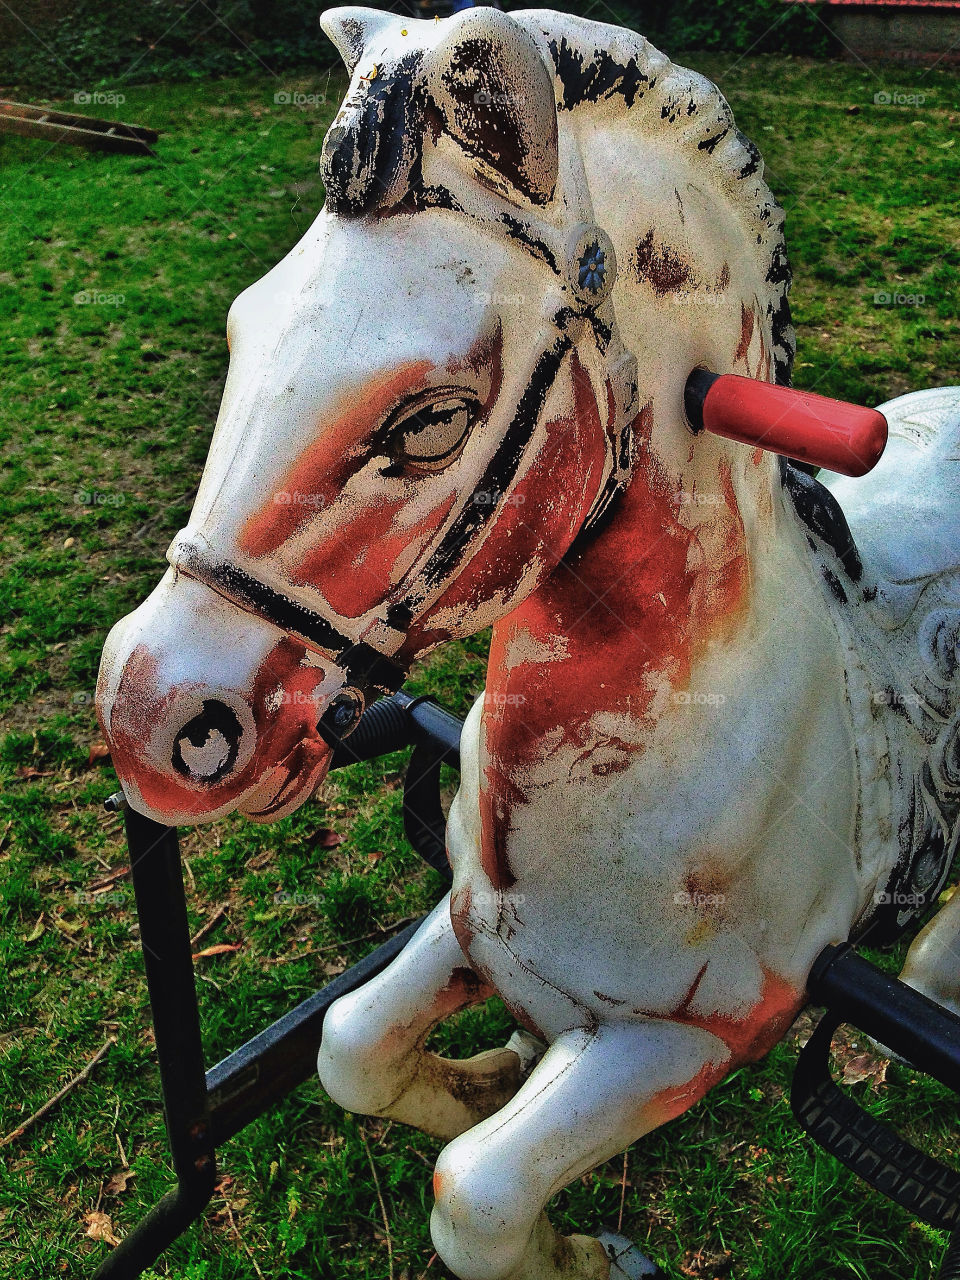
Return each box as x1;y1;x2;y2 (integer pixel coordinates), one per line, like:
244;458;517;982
487;403;789;729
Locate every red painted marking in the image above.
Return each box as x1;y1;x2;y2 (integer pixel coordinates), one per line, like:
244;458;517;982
642;1059;730;1128
260;324;503;620
669;967;804;1065
475;399;750;875
702;375;888;477
106;636;333;819
237;361;433;559
466;400;753;900
291;488;456;619
637;968;804;1128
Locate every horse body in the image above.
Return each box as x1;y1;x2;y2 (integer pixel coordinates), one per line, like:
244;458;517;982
97;5;960;1275
449;452;861;1043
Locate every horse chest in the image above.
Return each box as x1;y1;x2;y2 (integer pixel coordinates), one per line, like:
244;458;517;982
445;623;862;1034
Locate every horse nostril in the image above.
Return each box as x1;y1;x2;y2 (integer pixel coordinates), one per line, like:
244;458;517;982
172;699;244;784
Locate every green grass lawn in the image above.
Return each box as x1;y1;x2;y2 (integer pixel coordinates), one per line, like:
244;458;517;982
0;50;958;1280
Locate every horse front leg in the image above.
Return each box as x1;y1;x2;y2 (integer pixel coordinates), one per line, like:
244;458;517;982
900;884;960;1019
430;1019;731;1280
318;898;531;1140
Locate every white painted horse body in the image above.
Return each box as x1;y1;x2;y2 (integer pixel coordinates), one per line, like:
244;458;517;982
97;8;960;1277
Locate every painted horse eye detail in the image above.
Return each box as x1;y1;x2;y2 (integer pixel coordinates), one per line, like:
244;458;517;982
390;397;475;473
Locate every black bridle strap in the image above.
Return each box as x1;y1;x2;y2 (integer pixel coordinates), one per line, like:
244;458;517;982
168;538;408;695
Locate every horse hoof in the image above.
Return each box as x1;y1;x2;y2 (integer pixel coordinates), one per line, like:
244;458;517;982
505;1028;547;1077
597;1230;662;1278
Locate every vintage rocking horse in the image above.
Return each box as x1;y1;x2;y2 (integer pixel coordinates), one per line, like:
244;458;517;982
96;7;960;1277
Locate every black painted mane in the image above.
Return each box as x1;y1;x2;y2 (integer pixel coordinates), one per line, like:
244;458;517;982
319;8;795;385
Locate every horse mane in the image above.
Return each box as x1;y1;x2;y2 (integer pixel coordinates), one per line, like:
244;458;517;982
319;6;795;384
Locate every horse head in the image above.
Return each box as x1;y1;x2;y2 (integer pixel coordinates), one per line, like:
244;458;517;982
97;6;792;824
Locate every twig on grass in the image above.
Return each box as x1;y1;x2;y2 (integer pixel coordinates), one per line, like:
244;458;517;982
88;864;130;892
315;914;421;954
0;1036;115;1148
222;1193;266;1279
361;1123;395;1280
617;1148;629;1233
265;914;421;966
189;903;228;948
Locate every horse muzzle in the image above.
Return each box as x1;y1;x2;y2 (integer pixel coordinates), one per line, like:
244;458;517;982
97;568;344;825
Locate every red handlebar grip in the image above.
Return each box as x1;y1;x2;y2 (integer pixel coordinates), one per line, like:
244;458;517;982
700;374;888;477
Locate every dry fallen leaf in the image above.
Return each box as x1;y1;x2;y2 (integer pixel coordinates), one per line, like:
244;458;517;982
312;828;344;850
679;1247;733;1278
192;943;242;960
84;1211;120;1246
15;765;53;779
104;1168;136;1196
23;915;45;943
842;1052;889;1089
87;743;111;765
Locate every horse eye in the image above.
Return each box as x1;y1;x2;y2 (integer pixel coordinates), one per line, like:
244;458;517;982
392;398;475;473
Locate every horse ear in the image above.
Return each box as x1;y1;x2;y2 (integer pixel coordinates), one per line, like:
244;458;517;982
428;9;558;206
320;6;397;74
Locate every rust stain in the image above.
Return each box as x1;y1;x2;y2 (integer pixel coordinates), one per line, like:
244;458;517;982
733;302;755;365
634;228;695;295
450;885;475;953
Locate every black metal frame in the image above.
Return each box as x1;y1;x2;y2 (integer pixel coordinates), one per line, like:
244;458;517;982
95;691;960;1279
94;691;457;1279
